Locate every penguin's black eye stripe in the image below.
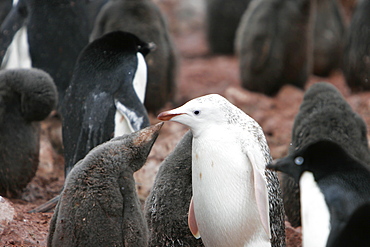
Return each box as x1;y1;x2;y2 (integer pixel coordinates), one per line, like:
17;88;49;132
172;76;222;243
194;110;200;115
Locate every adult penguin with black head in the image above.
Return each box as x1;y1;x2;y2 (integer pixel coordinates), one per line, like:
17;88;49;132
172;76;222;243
342;0;370;91
0;0;90;107
235;0;314;96
61;31;153;178
48;123;163;247
268;140;370;247
280;82;370;227
145;131;204;247
0;68;57;197
90;0;178;113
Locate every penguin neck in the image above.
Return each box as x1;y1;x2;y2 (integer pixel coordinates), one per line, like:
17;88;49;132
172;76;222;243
1;26;31;69
132;52;147;104
300;171;331;247
114;52;147;137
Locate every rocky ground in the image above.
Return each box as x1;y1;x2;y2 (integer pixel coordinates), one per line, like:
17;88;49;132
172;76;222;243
0;0;367;246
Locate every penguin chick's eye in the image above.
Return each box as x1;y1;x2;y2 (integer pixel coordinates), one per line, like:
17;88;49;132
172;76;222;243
193;110;200;116
294;156;304;165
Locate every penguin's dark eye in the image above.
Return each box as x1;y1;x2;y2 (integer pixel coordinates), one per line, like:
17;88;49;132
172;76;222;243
193;110;200;116
294;156;304;165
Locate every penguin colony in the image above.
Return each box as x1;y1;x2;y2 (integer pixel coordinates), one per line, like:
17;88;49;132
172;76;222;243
0;0;369;246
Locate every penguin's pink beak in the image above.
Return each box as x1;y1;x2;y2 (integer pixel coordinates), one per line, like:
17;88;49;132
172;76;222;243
157;111;185;121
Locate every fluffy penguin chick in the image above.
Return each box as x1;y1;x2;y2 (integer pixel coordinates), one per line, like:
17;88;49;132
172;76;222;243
145;131;205;247
47;123;163;247
158;94;282;247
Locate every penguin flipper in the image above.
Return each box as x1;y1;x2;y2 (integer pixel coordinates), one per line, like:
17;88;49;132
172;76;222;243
115;99;150;133
65;92;115;176
114;87;150;133
188;196;201;239
243;146;271;239
82;94;114;149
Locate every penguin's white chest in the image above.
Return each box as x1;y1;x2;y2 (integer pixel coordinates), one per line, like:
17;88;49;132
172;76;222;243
192;131;270;247
300;172;330;247
1;26;31;69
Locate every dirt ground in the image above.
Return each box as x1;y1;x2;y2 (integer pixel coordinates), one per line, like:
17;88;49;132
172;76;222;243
0;0;367;246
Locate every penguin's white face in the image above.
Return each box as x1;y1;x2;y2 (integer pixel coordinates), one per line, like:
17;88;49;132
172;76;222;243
158;94;229;133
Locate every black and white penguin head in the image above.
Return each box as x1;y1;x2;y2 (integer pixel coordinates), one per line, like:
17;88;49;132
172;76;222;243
267;140;354;183
157;94;244;133
77;31;154;135
77;31;155;94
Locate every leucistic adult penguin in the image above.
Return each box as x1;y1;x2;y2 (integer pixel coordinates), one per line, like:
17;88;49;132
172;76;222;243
61;31;154;177
47;123;163;247
267;140;370;247
0;68;57;197
342;0;370;91
145;131;204;247
280;82;370;227
157;94;285;247
90;0;178;113
235;0;314;96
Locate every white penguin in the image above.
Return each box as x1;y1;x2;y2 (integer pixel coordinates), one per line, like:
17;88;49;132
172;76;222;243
158;94;274;247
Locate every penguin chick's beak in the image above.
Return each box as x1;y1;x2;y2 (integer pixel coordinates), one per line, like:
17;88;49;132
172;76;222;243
133;122;163;146
157;111;185;121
